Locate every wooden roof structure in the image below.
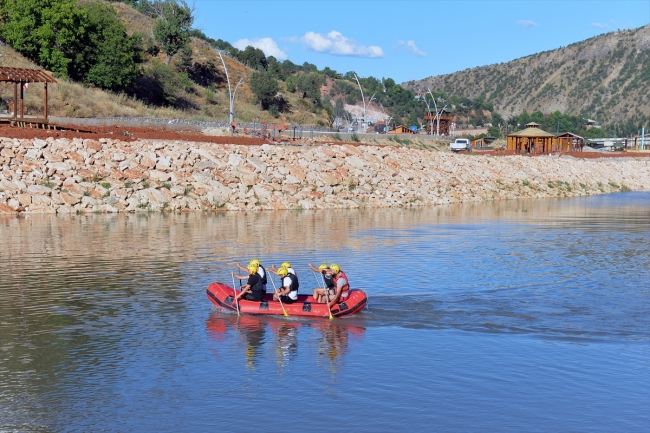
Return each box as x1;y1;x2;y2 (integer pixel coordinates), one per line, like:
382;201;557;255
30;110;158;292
506;123;554;154
0;67;56;124
0;67;57;83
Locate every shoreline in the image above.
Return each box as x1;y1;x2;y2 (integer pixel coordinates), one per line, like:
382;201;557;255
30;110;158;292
1;137;648;214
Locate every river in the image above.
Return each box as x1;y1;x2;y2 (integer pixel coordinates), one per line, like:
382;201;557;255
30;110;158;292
1;192;648;432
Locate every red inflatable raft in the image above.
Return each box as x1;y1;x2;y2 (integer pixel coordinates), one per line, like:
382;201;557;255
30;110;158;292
206;282;367;318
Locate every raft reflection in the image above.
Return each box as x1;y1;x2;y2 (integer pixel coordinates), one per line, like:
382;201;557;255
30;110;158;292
205;313;365;372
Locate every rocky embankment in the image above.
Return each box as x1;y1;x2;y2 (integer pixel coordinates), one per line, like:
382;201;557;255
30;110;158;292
0;137;648;214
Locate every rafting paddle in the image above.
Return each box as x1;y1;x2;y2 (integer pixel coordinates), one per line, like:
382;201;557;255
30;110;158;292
230;272;240;316
313;269;334;320
270;274;289;317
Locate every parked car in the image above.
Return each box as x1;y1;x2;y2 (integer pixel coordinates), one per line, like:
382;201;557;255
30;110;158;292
450;138;471;152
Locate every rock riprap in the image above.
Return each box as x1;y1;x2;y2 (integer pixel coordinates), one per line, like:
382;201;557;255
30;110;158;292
0;137;648;214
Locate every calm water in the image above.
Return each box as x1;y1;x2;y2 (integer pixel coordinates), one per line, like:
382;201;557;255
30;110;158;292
1;193;649;432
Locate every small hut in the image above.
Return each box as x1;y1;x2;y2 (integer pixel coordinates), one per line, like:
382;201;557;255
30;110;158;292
507;122;555;154
471;136;497;148
554;132;584;152
389;125;415;134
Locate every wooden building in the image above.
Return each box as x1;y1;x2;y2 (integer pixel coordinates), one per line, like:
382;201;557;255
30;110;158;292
471;136;497;148
506;122;555;154
389;125;415;134
423;108;452;135
0;67;57;128
554;132;584;152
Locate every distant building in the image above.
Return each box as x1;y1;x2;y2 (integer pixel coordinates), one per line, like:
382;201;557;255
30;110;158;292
506;122;555;154
374;122;387;133
554;132;584;152
389;125;415;134
423;108;452;135
586;119;600;129
471;137;497;148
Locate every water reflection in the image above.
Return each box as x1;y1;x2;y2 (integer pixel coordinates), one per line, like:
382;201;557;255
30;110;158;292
205;313;365;373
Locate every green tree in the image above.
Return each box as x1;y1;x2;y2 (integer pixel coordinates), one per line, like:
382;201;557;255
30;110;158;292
152;0;193;65
295;72;323;105
249;70;279;110
237;46;267;70
81;2;142;90
0;0;87;77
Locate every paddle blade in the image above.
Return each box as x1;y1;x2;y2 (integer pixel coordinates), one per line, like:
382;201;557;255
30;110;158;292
329;313;333;320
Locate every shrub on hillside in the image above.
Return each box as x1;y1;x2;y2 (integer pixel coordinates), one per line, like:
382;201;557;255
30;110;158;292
249;70;279;110
141;59;193;105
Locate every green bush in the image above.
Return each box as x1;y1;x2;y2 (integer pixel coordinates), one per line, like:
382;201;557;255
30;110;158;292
351;132;360;142
143;60;192;104
249;70;279;110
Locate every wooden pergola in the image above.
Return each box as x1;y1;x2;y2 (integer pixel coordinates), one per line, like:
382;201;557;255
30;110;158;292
0;67;57;128
507;122;555;154
554;132;584;152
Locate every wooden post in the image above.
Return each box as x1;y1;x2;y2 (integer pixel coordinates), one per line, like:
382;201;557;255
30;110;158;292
13;82;17;119
44;82;48;120
19;81;24;118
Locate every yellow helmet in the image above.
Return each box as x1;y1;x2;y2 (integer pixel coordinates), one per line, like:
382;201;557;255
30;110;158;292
249;259;261;266
247;263;258;274
278;267;289;277
330;264;340;274
318;263;328;271
281;261;291;269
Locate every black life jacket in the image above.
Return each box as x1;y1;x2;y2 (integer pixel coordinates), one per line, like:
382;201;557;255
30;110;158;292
259;265;267;285
282;273;299;293
250;274;264;292
323;273;335;289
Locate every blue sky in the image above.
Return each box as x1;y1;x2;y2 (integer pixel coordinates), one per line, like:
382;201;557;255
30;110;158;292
193;0;650;83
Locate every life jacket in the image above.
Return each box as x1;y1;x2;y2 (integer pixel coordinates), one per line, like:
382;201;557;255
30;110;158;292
323;273;335;289
250;274;264;292
285;273;299;294
332;270;349;298
259;265;267;285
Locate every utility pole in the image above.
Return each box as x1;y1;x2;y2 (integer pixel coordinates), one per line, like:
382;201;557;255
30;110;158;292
217;50;244;132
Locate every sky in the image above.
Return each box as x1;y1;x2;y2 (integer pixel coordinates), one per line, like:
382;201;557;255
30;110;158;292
193;0;650;83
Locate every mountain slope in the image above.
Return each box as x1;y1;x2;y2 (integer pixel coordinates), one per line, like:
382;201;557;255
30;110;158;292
404;25;650;132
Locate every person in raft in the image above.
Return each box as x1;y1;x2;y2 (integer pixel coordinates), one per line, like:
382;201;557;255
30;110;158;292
233;263;266;302
324;264;350;307
273;267;299;304
309;263;335;303
237;259;267;292
270;261;298;278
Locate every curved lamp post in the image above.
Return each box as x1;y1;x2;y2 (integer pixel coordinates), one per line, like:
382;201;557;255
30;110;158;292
217;50;244;131
353;73;376;133
427;88;448;136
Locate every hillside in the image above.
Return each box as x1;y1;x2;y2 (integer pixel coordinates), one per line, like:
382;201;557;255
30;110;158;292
404;25;650;134
0;0;334;125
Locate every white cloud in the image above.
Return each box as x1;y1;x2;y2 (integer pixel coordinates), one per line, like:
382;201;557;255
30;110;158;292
397;40;427;57
591;22;610;29
517;20;540;27
232;37;288;60
291;30;384;58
